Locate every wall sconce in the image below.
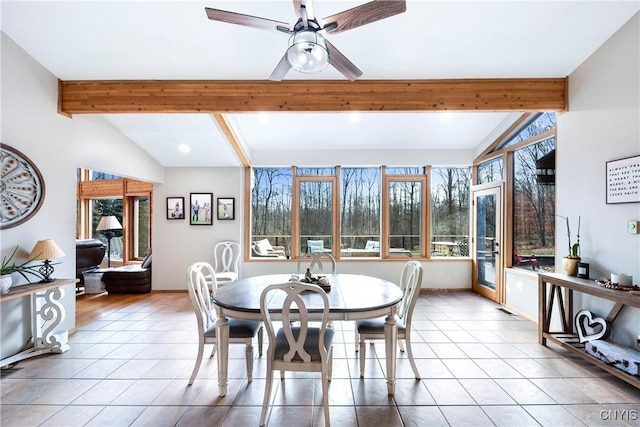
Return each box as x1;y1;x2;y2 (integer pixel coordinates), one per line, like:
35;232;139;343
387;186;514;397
28;239;65;283
96;215;122;268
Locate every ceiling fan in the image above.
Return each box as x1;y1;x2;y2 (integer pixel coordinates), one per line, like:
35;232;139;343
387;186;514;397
205;0;406;81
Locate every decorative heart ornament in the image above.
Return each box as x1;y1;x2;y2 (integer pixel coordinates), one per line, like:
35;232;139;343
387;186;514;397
575;309;611;343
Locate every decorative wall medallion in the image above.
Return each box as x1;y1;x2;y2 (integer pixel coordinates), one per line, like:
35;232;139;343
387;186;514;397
575;309;611;343
0;144;45;229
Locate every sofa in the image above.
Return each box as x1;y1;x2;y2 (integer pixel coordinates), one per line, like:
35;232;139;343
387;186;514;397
76;239;107;288
102;253;152;294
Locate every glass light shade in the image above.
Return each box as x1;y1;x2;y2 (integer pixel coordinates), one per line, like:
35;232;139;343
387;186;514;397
28;239;65;260
96;215;122;231
286;30;329;74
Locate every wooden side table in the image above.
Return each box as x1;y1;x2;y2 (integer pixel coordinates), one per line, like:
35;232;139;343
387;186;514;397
0;278;76;367
538;272;640;388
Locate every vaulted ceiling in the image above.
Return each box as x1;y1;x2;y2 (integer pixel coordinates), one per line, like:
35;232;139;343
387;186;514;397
2;1;638;167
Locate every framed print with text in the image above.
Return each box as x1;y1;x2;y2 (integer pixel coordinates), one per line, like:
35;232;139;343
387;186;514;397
217;197;235;220
606;155;640;204
190;193;213;225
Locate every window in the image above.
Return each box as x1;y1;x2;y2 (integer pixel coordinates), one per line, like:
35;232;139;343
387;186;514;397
91;198;123;263
477;158;504;184
297;179;335;254
431;167;471;257
251;168;292;254
131;196;150;258
513;138;556;271
249;166;469;260
340;168;381;257
385;175;426;258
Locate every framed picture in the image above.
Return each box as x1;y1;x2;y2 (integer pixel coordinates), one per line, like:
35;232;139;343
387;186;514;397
166;197;185;220
190;193;213;225
217;197;235;220
606;155;640;204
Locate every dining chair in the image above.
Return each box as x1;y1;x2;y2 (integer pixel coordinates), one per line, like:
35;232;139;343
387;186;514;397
259;281;334;427
186;262;263;385
355;260;423;379
296;252;336;275
213;241;241;285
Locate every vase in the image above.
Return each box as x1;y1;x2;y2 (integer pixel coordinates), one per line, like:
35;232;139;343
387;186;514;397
0;274;13;294
562;257;581;276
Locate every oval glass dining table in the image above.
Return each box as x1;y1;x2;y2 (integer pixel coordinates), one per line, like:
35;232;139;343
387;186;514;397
211;273;403;397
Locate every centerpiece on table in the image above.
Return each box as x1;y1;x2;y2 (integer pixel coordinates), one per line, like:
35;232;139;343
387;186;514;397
559;215;581;276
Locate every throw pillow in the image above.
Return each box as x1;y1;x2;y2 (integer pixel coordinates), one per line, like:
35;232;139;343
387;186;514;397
256;239;273;255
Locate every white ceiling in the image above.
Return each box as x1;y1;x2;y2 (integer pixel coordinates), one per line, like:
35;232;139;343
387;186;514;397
2;1;638;167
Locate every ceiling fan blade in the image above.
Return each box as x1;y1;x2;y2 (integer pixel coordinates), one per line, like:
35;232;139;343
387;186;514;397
293;0;316;20
205;7;291;33
321;0;406;35
325;40;363;81
269;54;292;81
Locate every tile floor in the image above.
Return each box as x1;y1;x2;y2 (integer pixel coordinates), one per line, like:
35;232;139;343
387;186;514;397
1;291;639;426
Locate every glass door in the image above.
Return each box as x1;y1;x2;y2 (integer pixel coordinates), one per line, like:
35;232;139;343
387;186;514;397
472;184;503;303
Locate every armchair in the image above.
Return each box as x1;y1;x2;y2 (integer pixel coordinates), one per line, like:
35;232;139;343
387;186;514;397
251;239;286;258
75;239;106;290
102;253;152;293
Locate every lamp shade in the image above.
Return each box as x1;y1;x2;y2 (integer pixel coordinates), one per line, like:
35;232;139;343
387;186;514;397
286;30;329;74
29;239;65;261
96;215;122;231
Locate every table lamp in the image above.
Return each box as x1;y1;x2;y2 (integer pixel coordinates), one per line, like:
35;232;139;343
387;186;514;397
96;215;122;268
28;239;65;283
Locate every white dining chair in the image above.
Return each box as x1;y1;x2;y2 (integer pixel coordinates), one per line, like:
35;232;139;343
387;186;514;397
259;281;334;427
186;262;263;385
296;252;336;275
355;260;423;379
212;241;241;285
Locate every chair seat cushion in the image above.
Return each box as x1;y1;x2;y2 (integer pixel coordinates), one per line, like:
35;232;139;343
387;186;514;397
216;272;238;282
204;319;262;339
356;318;406;335
274;327;334;362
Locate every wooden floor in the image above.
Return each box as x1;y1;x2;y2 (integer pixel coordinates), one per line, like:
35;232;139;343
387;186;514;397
75;291;159;328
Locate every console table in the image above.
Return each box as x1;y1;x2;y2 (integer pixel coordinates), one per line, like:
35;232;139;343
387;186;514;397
0;278;75;367
538;272;640;388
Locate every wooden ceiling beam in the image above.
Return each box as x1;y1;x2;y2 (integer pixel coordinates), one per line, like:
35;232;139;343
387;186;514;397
58;78;567;115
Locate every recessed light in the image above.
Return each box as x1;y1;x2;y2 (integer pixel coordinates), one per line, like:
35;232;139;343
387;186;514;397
440;112;453;122
178;144;191;153
349;112;361;123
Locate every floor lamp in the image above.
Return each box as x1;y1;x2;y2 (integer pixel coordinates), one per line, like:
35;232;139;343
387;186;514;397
96;215;122;268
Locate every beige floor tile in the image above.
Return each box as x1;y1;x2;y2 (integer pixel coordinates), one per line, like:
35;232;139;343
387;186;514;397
397;406;448;426
174;406;229;427
481;404;540;427
71;379;136;405
355;405;404;427
522;404;585;426
531;378;598;404
0;404;63;426
130;405;188;426
423;379;476;405
84;405;146;427
458;378;517;405
39;405;105;427
32;378;99;404
494;378;556;405
439;405;495;426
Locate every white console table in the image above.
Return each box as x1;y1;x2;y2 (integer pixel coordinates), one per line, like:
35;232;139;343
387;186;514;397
0;278;75;367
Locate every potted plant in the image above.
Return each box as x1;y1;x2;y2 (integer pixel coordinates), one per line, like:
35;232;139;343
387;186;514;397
559;215;581;276
1;246;44;293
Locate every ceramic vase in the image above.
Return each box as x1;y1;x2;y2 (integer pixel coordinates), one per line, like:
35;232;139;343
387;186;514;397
0;274;13;294
562;257;581;276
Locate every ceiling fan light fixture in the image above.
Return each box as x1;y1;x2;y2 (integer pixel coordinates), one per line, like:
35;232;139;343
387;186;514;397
286;30;329;74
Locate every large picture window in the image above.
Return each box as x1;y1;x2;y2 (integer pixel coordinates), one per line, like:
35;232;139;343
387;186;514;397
431;167;471;257
251;168;292;257
340;168;381;257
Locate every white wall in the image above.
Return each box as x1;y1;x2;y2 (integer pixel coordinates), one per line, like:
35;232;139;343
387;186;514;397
556;12;640;347
0;34;164;360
